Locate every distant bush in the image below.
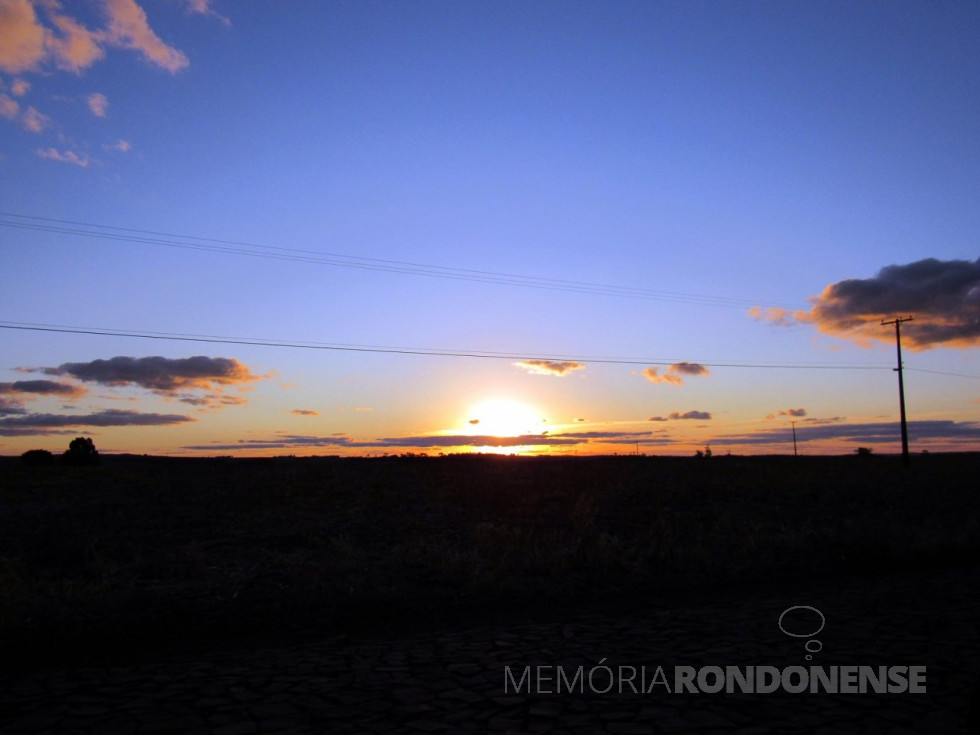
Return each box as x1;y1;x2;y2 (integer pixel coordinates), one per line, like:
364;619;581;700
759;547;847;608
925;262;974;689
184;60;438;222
21;449;55;466
855;447;873;458
62;437;100;466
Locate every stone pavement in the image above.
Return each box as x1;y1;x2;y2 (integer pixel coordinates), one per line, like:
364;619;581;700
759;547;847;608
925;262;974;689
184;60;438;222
2;565;978;734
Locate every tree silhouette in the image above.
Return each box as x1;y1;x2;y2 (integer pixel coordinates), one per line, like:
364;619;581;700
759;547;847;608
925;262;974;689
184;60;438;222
62;437;100;466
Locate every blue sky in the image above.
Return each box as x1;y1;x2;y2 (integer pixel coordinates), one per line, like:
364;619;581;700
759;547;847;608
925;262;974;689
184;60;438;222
1;0;978;456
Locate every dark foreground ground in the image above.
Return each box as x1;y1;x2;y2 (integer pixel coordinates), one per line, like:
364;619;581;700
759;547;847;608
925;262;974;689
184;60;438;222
1;453;979;732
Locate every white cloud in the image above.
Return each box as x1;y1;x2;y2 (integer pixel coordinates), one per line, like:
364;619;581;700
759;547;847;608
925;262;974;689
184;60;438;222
102;0;189;73
0;0;189;75
0;0;48;73
513;360;586;377
642;362;710;386
87;91;108;117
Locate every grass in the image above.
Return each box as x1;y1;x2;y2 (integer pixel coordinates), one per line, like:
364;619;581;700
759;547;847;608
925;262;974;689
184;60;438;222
1;452;977;668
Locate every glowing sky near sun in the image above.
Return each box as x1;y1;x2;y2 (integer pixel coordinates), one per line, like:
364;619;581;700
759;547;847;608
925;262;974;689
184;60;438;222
1;0;979;457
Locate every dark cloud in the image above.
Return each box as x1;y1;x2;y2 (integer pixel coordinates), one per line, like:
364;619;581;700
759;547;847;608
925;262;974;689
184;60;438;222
183;435;357;451
650;411;713;421
0;397;28;416
642;363;710;386
751;258;980;349
670;410;712;420
604;436;679;446
375;434;580;448
177;396;210;406
291;409;319;416
182;429;665;453
0;409;194;436
0;380;86;398
46;356;263;392
513;360;586;377
549;430;652;440
670;362;710;376
766;408;807;419
183;434;575;451
468;419;480;425
711;420;980;447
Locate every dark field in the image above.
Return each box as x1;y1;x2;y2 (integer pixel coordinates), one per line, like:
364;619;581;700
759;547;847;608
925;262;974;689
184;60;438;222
2;452;978;670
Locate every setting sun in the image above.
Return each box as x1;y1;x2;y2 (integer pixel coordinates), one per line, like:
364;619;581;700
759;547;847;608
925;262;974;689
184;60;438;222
465;398;546;438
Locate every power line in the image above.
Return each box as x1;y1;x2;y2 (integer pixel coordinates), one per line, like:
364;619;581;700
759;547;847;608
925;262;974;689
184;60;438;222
0;212;802;310
0;321;894;371
905;367;980;380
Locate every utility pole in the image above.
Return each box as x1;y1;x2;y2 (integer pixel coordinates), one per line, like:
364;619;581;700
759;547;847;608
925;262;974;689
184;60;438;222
882;316;913;467
791;420;798;457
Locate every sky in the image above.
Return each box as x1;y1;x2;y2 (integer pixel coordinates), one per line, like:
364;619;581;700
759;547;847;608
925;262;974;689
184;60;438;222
1;0;979;457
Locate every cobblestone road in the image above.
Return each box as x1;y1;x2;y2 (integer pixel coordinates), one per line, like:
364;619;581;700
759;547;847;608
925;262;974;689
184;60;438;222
3;565;978;734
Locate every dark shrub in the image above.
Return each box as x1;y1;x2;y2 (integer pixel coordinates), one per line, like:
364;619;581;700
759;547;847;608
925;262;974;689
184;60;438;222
21;449;55;466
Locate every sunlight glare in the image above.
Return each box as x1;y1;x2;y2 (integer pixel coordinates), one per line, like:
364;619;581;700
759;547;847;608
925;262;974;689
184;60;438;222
465;398;545;437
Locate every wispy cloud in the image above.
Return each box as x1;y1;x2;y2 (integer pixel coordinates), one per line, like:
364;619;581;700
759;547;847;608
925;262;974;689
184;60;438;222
291;409;319;416
20;105;48;131
0;93;19;119
751;258;980;350
641;362;710;386
36;147;88;166
747;306;803;327
177;393;248;409
184;0;230;26
0;94;51;133
100;138;131;153
513;360;586;377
